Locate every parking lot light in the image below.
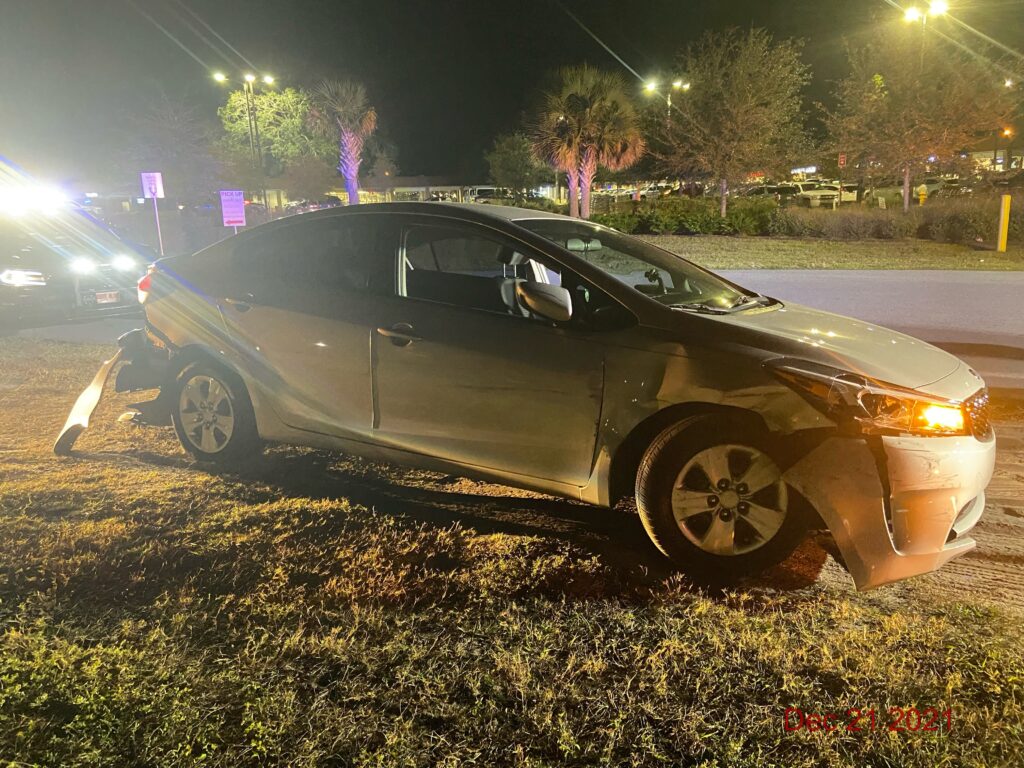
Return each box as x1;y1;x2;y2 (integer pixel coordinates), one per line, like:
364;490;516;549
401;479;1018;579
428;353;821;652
213;72;227;83
1006;78;1014;88
644;81;657;92
904;7;922;21
244;73;256;83
929;0;948;15
262;75;274;85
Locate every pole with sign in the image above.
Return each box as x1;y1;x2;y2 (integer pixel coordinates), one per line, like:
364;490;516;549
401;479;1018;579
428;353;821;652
140;171;165;256
219;190;246;234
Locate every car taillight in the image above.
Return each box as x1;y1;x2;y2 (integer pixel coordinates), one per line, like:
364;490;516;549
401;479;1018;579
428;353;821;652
137;269;154;304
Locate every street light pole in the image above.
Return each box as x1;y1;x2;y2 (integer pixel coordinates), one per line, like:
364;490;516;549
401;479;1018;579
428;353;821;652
644;78;690;124
215;72;274;214
903;2;947;68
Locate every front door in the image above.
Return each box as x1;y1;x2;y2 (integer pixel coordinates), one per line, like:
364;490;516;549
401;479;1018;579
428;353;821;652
371;218;605;486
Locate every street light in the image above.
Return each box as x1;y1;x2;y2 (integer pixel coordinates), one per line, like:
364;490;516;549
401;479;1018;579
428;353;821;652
1006;78;1015;88
644;78;689;119
929;0;949;14
904;7;922;22
213;72;276;210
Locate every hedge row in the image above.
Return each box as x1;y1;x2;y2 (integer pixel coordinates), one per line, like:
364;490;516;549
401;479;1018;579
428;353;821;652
589;198;1024;245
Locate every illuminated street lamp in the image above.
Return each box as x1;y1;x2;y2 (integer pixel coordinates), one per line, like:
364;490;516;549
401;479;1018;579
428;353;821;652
644;78;690;119
1006;78;1015;88
213;72;276;209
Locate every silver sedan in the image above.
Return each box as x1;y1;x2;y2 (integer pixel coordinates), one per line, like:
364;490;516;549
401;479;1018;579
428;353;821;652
64;202;994;590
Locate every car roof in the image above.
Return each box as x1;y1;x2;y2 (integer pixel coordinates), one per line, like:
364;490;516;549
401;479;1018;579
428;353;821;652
282;201;568;227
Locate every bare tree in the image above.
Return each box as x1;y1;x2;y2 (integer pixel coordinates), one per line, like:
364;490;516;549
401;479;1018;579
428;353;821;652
825;27;1018;212
650;29;811;217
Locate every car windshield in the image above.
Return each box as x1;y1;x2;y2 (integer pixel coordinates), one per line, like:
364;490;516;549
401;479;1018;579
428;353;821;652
515;218;754;311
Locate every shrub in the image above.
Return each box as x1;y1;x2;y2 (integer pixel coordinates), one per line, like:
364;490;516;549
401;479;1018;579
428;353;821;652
768;206;922;240
725;199;776;235
923;200;997;245
589;197;1015;245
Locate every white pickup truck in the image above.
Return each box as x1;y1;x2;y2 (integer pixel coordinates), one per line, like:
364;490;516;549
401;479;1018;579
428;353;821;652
799;182;859;208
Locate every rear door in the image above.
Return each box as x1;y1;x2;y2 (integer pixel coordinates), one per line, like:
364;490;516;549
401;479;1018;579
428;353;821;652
218;213;395;439
371;216;606;486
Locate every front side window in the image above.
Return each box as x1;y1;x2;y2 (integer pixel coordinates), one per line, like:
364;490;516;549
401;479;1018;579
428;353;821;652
516;218;755;312
401;223;538;315
399;221;624;327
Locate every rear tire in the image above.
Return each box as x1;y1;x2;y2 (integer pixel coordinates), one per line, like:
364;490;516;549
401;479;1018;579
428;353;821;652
171;360;261;464
635;415;808;584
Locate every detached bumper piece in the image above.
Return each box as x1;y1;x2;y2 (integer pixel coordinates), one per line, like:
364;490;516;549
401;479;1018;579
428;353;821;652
53;328;171;455
784;433;995;590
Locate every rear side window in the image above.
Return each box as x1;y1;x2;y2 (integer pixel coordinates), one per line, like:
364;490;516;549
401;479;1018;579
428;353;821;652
237;215;389;294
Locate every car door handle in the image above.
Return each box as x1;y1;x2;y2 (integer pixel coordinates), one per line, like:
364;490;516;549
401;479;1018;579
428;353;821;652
223;294;254;312
376;323;421;345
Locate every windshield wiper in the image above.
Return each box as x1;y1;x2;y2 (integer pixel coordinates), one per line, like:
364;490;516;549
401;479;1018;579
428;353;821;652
668;301;730;314
727;293;773;310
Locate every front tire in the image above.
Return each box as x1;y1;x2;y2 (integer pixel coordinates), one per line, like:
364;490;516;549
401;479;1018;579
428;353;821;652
171;360;261;464
636;415;807;583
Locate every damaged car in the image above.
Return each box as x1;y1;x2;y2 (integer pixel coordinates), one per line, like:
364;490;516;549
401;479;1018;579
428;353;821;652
57;202;995;590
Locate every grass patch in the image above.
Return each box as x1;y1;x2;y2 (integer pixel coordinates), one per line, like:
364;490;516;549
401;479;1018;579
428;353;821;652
643;235;1024;270
1;338;1022;766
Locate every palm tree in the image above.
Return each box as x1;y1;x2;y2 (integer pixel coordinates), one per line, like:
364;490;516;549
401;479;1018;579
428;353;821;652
308;79;377;205
532;66;645;219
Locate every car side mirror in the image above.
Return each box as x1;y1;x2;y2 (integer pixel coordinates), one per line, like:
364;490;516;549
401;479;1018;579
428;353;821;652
515;282;572;323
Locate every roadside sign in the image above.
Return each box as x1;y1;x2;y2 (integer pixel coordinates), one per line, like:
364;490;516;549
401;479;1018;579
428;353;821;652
838;153;847;169
140;171;165;256
219;190;246;228
140;171;164;199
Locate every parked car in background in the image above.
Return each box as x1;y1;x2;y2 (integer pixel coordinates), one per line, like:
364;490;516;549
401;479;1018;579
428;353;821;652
283;196;342;215
97;202;994;591
639;183;675;201
811;182;860;202
467;187;511;203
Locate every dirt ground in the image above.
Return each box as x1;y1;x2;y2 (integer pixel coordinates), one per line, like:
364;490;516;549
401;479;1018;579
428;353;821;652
2;337;1021;608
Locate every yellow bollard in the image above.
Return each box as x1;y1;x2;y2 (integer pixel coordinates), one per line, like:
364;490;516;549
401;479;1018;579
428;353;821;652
997;194;1011;253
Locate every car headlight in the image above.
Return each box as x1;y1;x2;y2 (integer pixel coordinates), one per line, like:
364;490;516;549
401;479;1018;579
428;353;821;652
111;254;136;271
0;268;47;287
70;257;96;275
769;358;967;437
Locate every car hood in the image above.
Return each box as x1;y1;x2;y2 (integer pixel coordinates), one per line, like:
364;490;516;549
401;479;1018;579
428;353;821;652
710;300;962;391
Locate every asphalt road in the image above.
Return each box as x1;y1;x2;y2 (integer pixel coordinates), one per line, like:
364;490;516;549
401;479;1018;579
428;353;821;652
11;270;1024;389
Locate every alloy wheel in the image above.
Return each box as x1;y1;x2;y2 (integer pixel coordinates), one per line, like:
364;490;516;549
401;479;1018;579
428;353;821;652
670;444;788;556
178;374;235;454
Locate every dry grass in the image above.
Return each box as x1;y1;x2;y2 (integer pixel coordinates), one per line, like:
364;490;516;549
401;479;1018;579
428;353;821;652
1;338;1022;767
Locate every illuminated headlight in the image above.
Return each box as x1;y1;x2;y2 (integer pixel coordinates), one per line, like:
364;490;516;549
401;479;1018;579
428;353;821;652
770;359;967;437
111;254;137;271
0;268;47;287
70;257;97;275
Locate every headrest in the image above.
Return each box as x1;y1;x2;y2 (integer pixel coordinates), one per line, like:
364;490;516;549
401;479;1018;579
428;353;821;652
566;237;602;252
500;249;528;266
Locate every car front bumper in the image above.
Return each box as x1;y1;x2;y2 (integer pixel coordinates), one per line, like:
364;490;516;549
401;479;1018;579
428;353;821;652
784;432;995;590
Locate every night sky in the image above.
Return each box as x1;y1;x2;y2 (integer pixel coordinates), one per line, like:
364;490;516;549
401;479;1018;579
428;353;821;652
2;0;1022;185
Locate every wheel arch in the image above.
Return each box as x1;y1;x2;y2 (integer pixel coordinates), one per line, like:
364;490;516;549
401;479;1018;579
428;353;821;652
607;402;769;505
